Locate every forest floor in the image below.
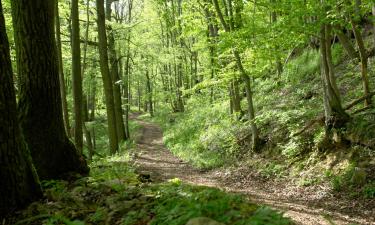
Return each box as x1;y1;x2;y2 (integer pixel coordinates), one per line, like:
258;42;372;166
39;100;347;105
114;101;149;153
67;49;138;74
131;114;375;225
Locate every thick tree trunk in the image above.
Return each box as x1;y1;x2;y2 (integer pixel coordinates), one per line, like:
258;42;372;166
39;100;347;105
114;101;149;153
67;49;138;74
0;2;42;215
96;0;119;154
71;0;83;153
55;1;71;137
11;0;89;180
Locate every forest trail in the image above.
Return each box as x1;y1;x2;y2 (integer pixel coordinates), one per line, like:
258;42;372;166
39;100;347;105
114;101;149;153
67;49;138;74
132;115;374;225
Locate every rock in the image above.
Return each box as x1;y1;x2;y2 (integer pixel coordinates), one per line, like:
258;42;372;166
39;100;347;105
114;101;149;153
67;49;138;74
185;217;224;225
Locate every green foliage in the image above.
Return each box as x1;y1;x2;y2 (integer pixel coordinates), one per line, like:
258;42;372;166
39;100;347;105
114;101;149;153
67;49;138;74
362;183;375;199
149;182;291;225
150;97;241;169
325;163;373;199
283;48;320;84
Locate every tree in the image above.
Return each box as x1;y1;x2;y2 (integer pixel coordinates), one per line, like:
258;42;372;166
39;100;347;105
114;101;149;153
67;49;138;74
55;0;71;137
0;0;42;215
107;0;127;142
211;0;260;150
96;0;119;154
319;22;349;130
11;0;89;179
71;0;84;152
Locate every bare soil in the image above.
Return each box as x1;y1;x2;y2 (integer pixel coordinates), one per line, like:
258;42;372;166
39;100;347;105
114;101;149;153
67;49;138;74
132;115;375;225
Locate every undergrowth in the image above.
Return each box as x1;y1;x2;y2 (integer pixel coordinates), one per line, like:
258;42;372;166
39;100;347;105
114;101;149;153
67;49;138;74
10;154;292;225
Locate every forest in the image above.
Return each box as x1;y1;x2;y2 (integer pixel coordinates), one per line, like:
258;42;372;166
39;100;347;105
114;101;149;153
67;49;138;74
0;0;375;224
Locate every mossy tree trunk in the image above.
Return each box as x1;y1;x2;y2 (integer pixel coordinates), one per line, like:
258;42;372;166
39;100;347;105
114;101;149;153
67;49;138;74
0;1;42;216
11;0;89;180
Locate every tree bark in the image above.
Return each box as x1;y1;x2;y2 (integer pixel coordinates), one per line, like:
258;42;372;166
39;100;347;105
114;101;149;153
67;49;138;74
11;0;89;180
71;0;84;153
96;0;119;154
106;0;127;142
0;1;42;215
320;24;349;129
55;0;71;137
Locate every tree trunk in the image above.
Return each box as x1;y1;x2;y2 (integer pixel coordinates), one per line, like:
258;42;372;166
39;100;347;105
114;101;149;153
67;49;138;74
270;0;283;76
0;1;42;215
320;24;349;129
55;0;71;137
83;96;94;161
96;0;119;154
124;51;131;138
212;0;260;150
231;80;242;114
333;25;358;60
146;69;154;117
107;0;127;142
351;19;371;106
11;0;89;180
71;0;83;153
233;50;260;151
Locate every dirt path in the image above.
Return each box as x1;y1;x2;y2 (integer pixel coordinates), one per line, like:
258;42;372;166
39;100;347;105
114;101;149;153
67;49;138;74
132;116;374;225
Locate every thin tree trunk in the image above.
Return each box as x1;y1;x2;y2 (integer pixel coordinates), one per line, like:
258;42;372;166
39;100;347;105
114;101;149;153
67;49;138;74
232;79;242;114
11;0;89;179
351;19;371;106
96;0;119;154
333;25;358;60
81;1;94;161
71;0;83;153
320;24;349;129
83;97;93;161
270;0;283;76
55;0;71;137
146;69;154;117
212;0;260;150
0;1;42;214
124;46;131;138
106;1;127;142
